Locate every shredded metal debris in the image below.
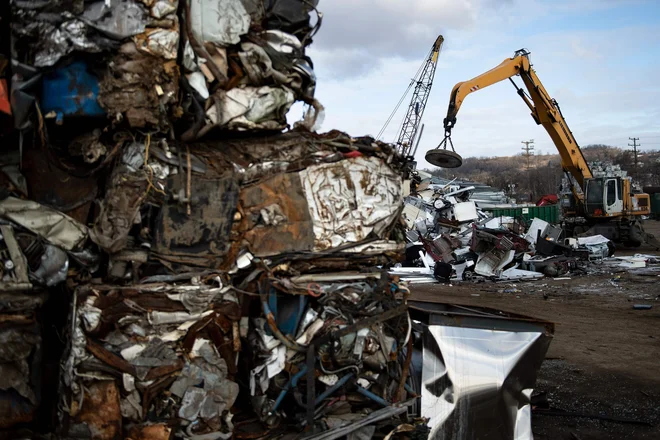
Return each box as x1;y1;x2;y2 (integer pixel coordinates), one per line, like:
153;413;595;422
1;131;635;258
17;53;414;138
0;1;563;439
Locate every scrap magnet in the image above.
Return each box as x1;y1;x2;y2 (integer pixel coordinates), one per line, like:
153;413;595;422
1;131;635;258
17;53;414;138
425;149;463;168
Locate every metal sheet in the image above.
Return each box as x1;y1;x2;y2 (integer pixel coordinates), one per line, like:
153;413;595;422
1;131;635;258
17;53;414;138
300;156;402;251
205;86;295;132
190;0;250;46
240;172;314;257
447;201;479;223
155;175;239;258
0;197;88;251
410;301;554;440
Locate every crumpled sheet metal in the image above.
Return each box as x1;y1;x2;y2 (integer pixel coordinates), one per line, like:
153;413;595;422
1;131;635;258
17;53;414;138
0;323;42;429
97;50;180;129
10;0;151;67
89;164;147;254
190;0;250;46
62;282;241;439
0;197;87;251
239;154;403;257
82;0;147;40
11;0;180;128
204;86;295;132
300;156;402;251
417;306;553;440
246;273;411;436
133;27;180;60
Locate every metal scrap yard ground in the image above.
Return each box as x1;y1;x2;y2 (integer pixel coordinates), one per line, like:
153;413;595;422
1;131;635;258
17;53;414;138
411;220;660;440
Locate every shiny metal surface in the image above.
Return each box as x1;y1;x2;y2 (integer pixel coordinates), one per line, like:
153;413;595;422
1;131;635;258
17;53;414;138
412;301;553;440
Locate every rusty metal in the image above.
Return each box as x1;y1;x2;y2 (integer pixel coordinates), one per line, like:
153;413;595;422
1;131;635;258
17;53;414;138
74;381;122;440
126;423;172;440
0;313;33;324
22;145;99;224
240;172;315;257
182;314;214;353
141;375;177;421
154;174;239;259
393;337;413;403
89;168;148;254
144;360;184;381
186;145;192;216
232;321;241;352
86;339;136;375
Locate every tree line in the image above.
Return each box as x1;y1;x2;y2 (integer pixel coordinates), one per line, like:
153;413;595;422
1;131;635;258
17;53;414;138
425;145;660;202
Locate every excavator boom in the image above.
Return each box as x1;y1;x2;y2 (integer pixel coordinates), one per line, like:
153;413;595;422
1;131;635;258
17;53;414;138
440;49;592;189
427;48;654;247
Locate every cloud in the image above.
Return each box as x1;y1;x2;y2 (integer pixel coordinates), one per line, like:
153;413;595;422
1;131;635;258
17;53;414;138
302;0;660;164
310;0;515;79
569;38;604;60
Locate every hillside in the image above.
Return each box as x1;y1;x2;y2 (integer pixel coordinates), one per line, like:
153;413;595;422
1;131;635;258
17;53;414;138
424;145;660;202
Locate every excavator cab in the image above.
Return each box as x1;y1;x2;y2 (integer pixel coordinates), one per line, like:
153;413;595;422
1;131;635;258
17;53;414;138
584;177;623;217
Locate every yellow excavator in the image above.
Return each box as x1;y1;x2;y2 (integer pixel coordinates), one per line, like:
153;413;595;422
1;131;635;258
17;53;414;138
425;49;657;247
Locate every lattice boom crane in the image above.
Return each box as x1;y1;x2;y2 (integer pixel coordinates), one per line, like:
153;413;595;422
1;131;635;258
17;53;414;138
379;35;444;159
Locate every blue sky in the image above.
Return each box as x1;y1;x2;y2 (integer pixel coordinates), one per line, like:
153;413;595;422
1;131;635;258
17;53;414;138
290;0;660;165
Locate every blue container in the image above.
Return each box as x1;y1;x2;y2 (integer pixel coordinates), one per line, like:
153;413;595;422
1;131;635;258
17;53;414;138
41;61;105;123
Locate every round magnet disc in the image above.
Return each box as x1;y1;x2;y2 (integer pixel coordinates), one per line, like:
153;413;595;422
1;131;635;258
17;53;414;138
425;149;463;168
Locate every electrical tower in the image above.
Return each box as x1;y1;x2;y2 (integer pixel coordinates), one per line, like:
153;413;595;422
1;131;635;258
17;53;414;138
629;137;640;178
521;139;535;170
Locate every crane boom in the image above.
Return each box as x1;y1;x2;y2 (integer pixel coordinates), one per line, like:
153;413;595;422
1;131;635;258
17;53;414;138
442;49;592;189
395;35;444;157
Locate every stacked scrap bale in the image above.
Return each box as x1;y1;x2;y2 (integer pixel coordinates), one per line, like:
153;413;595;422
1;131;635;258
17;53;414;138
1;1;414;438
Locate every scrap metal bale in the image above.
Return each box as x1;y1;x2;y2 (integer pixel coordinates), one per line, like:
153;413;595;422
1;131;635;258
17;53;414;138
60;282;242;439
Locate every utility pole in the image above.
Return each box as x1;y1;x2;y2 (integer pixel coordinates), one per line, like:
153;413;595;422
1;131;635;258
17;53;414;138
521;139;535;171
628;137;640;179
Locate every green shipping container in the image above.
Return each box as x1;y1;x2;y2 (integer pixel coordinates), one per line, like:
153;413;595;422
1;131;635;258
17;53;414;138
484;204;561;224
650;194;660;219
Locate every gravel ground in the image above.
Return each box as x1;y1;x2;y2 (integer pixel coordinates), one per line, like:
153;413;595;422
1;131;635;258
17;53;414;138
409;220;660;440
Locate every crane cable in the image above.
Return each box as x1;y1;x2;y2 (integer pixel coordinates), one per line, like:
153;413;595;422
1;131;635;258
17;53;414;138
377;46;433;141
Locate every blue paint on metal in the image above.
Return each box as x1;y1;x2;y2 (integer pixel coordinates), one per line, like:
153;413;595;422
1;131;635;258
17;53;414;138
356;385;391;407
41;61;105;123
293;294;306;337
269;288;308;337
314;373;354;406
271;365;308;412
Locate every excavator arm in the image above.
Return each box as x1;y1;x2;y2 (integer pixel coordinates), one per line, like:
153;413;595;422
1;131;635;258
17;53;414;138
428;48;655;247
439;49;592;190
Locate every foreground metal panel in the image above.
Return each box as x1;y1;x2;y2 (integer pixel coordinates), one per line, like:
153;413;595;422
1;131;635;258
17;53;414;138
409;301;554;440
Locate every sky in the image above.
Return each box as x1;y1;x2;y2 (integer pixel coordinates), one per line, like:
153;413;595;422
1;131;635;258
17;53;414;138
289;0;660;166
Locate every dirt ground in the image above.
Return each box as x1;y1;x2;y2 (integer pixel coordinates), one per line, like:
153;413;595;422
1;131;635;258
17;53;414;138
409;220;660;440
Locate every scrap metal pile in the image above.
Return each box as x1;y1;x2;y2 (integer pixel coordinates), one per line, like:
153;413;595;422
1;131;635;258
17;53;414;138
395;179;616;284
0;2;557;439
0;1;422;439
